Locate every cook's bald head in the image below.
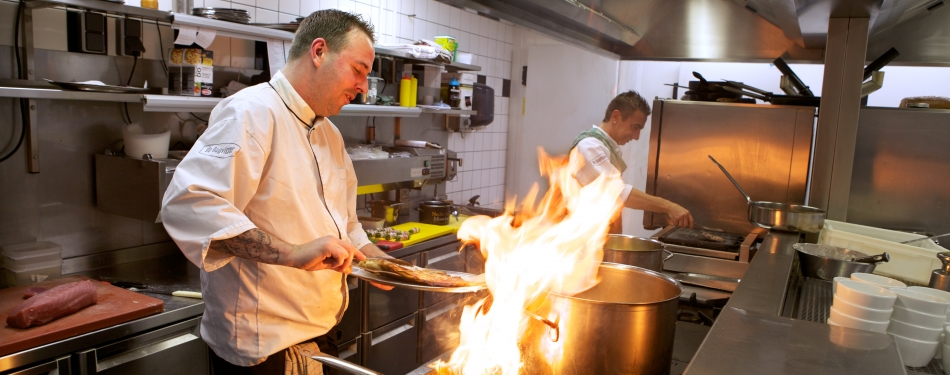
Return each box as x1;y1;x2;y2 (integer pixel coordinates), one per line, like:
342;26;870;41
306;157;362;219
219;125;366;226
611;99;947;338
288;9;376;61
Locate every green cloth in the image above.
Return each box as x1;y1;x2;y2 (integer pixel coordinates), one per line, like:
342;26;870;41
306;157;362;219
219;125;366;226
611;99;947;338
571;128;627;173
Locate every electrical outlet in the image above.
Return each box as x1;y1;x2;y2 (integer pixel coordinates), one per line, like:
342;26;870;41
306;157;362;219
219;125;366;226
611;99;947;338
115;18;145;57
67;11;108;55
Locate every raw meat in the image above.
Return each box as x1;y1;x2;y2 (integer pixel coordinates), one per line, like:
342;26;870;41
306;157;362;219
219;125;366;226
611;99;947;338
6;280;98;328
22;287;49;299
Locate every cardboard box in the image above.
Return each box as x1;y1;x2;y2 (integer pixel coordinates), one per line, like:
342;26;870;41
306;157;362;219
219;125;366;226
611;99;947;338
168;48;214;96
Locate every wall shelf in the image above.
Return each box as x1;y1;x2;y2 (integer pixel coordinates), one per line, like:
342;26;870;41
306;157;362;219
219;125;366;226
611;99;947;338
171;14;295;42
419;107;477;115
374;47;481;72
26;0;172;21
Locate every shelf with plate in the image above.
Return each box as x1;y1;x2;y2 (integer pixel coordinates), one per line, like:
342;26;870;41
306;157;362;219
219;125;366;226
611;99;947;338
419;107;477;116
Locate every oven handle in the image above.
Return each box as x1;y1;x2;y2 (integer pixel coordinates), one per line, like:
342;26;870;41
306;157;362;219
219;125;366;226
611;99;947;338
79;331;200;373
311;353;383;375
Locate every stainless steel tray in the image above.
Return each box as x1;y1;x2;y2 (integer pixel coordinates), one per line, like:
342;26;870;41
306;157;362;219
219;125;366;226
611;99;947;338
351;266;486;293
44;79;148;93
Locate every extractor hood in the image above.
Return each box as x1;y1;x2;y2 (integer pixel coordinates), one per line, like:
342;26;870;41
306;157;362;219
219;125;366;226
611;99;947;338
438;0;950;65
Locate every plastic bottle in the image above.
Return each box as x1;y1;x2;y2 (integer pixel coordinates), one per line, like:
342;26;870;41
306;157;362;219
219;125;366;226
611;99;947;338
410;75;418;107
448;77;461;108
399;74;411;107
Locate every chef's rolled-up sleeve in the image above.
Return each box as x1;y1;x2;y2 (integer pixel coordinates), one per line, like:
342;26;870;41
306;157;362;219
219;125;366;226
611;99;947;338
574;138;633;202
161;107;269;272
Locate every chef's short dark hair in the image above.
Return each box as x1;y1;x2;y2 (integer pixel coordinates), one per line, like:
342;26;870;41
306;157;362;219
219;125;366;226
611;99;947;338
288;10;376;61
602;91;651;122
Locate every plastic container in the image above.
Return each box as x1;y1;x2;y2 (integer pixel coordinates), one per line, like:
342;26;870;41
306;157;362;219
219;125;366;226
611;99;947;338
819;220;948;284
399;75;411;107
123;123;171;159
1;241;63;287
410;76;418;107
448;77;461;108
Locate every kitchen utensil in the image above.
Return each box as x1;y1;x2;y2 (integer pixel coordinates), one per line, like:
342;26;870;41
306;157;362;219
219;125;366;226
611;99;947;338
417;200;457;225
311;353;382;375
674;273;739;292
523;262;683;375
601;235;673;272
901;232;950;244
888;318;942;342
833;278;897;310
795;243;876;280
367;200;405;226
709;155;827;233
0;276;164;357
890;332;940;367
374;240;403;251
720;82;821;107
850;272;905;290
349;266;486;293
929;253;950;292
864;47;900;81
851;253;890;264
829;306;889;333
892;305;945;328
893;289;950;316
772;57;815;97
833;294;892;322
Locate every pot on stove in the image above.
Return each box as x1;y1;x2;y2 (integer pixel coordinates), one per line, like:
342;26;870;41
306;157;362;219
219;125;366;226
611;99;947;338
602;234;673;272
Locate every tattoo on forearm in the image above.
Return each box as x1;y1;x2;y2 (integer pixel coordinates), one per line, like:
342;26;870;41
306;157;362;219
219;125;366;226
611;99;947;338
209;229;283;264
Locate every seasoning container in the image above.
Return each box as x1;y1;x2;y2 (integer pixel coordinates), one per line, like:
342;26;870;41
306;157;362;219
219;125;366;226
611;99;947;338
410;75;418;107
399;74;411;107
448;77;461;108
929;252;950;292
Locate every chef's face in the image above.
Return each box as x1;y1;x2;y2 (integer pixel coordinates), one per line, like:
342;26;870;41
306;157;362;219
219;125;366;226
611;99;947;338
310;30;374;116
613;109;648;145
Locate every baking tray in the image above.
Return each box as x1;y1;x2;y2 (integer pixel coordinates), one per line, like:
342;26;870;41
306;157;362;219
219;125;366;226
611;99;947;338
44;79;149;93
351;266;486;293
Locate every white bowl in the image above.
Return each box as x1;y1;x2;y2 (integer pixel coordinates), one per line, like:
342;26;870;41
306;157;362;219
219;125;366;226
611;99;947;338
829;306;890;333
832;294;893;322
892;305;946;329
907;287;950;319
893;289;950;316
942;343;950;370
890;332;939;367
833;277;849;294
889;318;943;342
835;278;898;310
851;273;907;290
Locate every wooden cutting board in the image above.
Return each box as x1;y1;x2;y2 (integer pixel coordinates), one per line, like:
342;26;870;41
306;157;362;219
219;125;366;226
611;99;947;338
0;276;165;356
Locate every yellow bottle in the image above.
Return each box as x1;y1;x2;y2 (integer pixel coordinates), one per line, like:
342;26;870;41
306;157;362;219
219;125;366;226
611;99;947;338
410;76;418;107
141;0;158;9
399;75;411;107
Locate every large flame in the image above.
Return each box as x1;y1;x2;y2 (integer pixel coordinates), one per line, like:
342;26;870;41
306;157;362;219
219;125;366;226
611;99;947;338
434;147;625;375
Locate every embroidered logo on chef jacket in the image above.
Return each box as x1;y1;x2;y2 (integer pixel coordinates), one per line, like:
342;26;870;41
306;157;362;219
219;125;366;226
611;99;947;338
590;153;609;166
199;143;241;158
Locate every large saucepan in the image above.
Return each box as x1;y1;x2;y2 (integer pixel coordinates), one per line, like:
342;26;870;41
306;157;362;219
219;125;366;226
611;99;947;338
708;155;826;233
602;235;673;272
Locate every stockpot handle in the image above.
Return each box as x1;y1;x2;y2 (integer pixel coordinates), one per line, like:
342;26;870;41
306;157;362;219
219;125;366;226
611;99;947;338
664;250;674;261
311;353;383;375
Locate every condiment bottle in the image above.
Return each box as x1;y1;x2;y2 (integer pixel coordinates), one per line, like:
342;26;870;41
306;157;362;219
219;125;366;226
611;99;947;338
929;252;950;292
448;77;461;108
399;74;411;107
410;75;418;107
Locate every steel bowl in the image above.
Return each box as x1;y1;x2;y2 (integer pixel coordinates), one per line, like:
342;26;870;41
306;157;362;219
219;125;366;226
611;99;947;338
795;243;876;280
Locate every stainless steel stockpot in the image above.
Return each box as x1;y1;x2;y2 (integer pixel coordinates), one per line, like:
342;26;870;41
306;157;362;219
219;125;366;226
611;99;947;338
602;234;673;272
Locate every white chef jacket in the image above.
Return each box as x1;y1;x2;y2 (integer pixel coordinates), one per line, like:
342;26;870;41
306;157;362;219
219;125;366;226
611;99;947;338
573;125;634;202
160;71;372;366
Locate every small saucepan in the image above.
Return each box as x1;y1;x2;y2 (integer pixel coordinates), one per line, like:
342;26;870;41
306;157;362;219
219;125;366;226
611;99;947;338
709;155;827;233
417;200;458;226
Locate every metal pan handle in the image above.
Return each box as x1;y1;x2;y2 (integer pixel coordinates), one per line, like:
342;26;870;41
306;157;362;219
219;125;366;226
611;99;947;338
708;155;753;204
311;353;383;375
664;250;674;261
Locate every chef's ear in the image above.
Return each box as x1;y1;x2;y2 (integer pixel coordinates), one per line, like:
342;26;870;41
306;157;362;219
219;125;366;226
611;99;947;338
610;109;624;123
310;38;330;68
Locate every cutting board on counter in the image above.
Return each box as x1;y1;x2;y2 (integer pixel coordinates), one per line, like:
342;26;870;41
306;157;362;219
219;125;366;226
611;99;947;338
0;276;164;356
389;222;459;246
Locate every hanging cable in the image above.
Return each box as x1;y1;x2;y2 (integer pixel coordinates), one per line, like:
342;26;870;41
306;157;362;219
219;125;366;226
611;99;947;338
155;21;168;76
1;0;28;163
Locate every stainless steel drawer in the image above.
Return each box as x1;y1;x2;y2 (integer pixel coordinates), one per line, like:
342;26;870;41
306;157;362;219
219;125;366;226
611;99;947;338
420;294;465;363
362;254;421;331
77;317;207;375
421;241;466;307
325;336;361;375
6;356;71;375
361;313;419;375
329;275;362;343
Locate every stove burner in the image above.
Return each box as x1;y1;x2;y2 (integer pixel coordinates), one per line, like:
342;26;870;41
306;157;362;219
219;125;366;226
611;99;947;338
658;227;745;251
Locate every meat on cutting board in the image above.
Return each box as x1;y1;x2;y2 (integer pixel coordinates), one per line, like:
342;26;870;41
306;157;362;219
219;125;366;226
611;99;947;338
6;280;98;329
22;287;48;300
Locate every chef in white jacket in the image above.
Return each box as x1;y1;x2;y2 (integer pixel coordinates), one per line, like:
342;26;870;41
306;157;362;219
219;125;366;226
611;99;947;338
161;10;390;374
572;91;693;232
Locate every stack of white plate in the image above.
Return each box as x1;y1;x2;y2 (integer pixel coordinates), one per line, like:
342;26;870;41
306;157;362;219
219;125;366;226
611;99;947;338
829;278;897;333
887;287;950;367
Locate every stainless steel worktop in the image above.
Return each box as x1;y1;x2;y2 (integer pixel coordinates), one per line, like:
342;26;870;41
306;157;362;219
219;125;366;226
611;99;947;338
684;231;907;375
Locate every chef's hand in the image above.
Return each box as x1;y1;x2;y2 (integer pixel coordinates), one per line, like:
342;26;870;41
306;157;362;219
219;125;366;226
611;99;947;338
358;244;395;291
667;203;694;229
291;236;363;272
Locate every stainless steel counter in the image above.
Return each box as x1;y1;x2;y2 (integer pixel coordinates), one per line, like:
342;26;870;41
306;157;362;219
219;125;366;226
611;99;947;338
684;231;907;375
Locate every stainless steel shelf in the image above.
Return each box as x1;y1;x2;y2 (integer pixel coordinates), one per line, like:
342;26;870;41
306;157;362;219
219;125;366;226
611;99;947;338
142;95;222;112
26;0;172;21
0;85;142;103
337;105;422;117
374;47;481;72
419;107;477;115
172;13;295;42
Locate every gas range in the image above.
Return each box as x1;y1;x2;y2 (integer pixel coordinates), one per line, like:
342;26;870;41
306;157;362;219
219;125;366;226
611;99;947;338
653;226;768;263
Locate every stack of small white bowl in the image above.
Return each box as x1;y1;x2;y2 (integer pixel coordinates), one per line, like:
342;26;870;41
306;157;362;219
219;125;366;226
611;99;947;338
829;275;898;333
898;287;950;369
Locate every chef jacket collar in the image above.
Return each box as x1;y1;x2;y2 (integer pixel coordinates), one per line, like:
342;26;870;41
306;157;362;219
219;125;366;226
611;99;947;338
592;125;620;150
269;71;322;127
